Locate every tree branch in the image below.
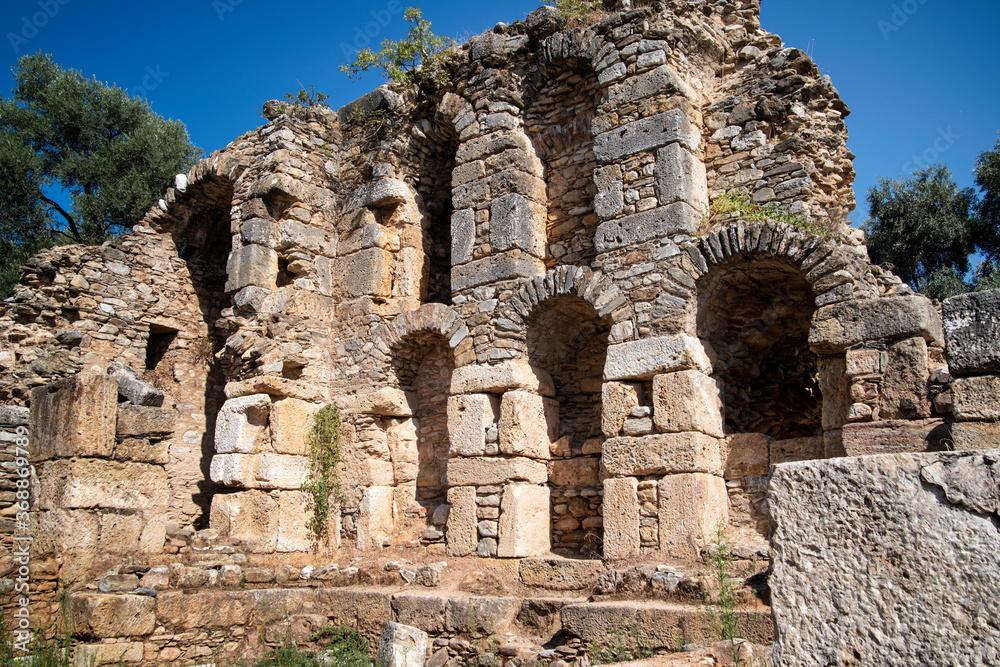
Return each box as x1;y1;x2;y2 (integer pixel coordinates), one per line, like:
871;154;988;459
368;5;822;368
39;194;81;243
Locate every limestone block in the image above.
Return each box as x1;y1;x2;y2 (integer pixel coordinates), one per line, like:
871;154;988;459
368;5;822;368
225;375;324;402
270;398;318;456
211;453;309;489
880;337;931;419
357;486;397;549
658;473;728;560
604;334;712;381
393;246;424;299
451;254;545;292
948;421;1000;450
278;491;315;553
347;177;411;210
841;419;946;456
518;557;604;590
225;244;278;293
387;418;419;484
445;596;520;634
36;459;168;513
603;433;722;477
602;382;640;437
722;433;770;478
448;393;499;457
451;360;555;396
818;356;850;431
377;622;429;667
824;429;845;458
769;436;824;464
497;484;550;557
490;193;545;258
0;405;29;425
74;642;143;666
952;375;1000;421
107;362;164;407
156;590;255;630
808;295;943;354
603;477;640;559
116;405;175;438
363;387;417;417
942;289;1000;376
451;208;476;265
71;594;156;637
446;486;478;556
335;247;393;297
594;165;624;219
215;394;271;455
594;202;701;252
30;372;117;461
210;490;279;553
548;457;599;489
594;109;699;162
768;451;1000;665
652;370;724;437
114;437;169;464
656;143;708;210
391;594;448;634
607;63;693;104
498;391;558;460
845;348;884;377
446;456;548;486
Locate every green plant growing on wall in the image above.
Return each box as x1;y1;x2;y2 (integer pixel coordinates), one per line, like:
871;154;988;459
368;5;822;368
708;523;745;667
703;190;828;236
541;0;603;24
341;8;454;89
303;404;346;540
284;85;330;109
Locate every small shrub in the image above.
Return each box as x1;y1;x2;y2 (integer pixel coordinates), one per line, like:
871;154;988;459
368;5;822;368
341;8;454;88
704;190;828;236
708;524;744;667
303;404;345;540
541;0;603;24
284;86;329;109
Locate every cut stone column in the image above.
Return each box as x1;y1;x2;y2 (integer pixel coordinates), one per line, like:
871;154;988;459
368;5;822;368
357;486;398;550
497;484;550;557
448;393;499;457
498;391;558;460
446;486;478;556
658;473;728;560
652;370;724;437
603;477;640;559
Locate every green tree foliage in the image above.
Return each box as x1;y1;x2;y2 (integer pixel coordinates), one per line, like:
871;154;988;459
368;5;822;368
973;133;1000;262
340;8;453;88
0;53;202;296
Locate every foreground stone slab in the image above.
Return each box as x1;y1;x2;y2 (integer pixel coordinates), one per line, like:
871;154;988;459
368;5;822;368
942;289;1000;376
71;594;156;637
768;451;1000;666
377;622;428;667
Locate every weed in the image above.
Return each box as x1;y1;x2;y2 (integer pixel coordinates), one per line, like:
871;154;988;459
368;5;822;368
586;619;654;664
541;0;605;25
303;404;346;540
708;523;745;667
703;190;829;237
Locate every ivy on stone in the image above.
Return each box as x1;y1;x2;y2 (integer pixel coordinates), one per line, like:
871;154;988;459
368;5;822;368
303;404;345;540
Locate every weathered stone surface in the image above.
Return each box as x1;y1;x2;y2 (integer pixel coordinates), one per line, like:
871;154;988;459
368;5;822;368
451;254;544;292
451;360;555;396
768;452;1000;666
603;432;722;476
445;596;520;634
722;433;770;478
594;109;699;162
451;208;476;265
547;457;599;489
358;485;397;549
606;64;693;105
809;295;943;353
656;143;708;210
391;594;447;633
880;336;931;419
334;247;393;297
447;393;498;457
210;453;309;489
841;419;945;456
215;394;271;455
114;437;169;464
277;490;315;552
107;362;164;407
490;193;544;258
497;484;550;557
446;456;547;486
519;557;603;590
594;202;701;252
30;373;118;461
652;370;724;437
377;622;429;667
116;404;175;437
37;458;168;513
818;355;850;431
0;404;29;425
948;421;1000;450
658;473;728;560
942;289;1000;376
270;398;318;456
225;244;278;293
71;594;156;637
362;388;417;417
603;477;639;559
601;381;640;437
604;334;712;380
156;590;255;629
498;391;558;460
446;486;477;556
769;436;824;464
952;375;1000;421
74;642;143;666
210;490;279;553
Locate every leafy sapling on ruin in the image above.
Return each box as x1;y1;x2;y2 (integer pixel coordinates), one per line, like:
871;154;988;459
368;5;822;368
303;404;346;541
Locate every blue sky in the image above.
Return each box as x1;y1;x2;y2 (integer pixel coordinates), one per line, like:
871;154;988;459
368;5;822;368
1;0;998;225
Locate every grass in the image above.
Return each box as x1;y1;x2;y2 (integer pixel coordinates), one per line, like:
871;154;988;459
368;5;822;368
703;191;829;237
586;619;655;664
707;524;747;667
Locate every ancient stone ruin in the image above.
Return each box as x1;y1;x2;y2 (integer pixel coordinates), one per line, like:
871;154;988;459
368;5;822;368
1;2;997;665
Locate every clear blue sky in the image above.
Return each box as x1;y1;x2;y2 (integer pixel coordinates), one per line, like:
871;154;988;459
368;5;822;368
1;0;998;225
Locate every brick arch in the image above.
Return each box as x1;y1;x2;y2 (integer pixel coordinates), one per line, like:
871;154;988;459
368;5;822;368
535;28;616;80
499;266;624;337
142;152;250;235
373;303;470;363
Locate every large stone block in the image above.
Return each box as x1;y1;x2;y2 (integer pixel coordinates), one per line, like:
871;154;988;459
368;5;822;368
391;594;448;634
604;335;712;380
841;419;946;456
490;193;545;258
210;490;278;553
270;398;319;456
655;143;708;210
71;594;156;637
548;457;599;489
809;295;943;354
952;375;1000;421
942;289;1000;376
446;457;548;486
606;64;693;106
657;473;728;560
387;417;418;484
948;421;1000;450
768;451;1000;665
357;486;397;549
215;394;271;455
451;254;545;292
107;362;164;407
448;393;499;457
277;490;315;553
652;370;724;437
603;477;640;559
377;622;429;667
451;360;555;396
116;405;175;438
30;373;118;461
519;557;604;590
74;642;143;666
445;596;520;634
603;432;722;477
156;590;255;629
880;336;931;419
817;356;850;431
225;244;278;293
362;388;417;417
722;433;770;478
451;208;476;265
601;381;640;437
497;484;550;557
335;247;393;297
36;459;168;513
594;202;701;252
210;453;309;489
498;391;558;460
446;486;478;556
594;109;699;162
